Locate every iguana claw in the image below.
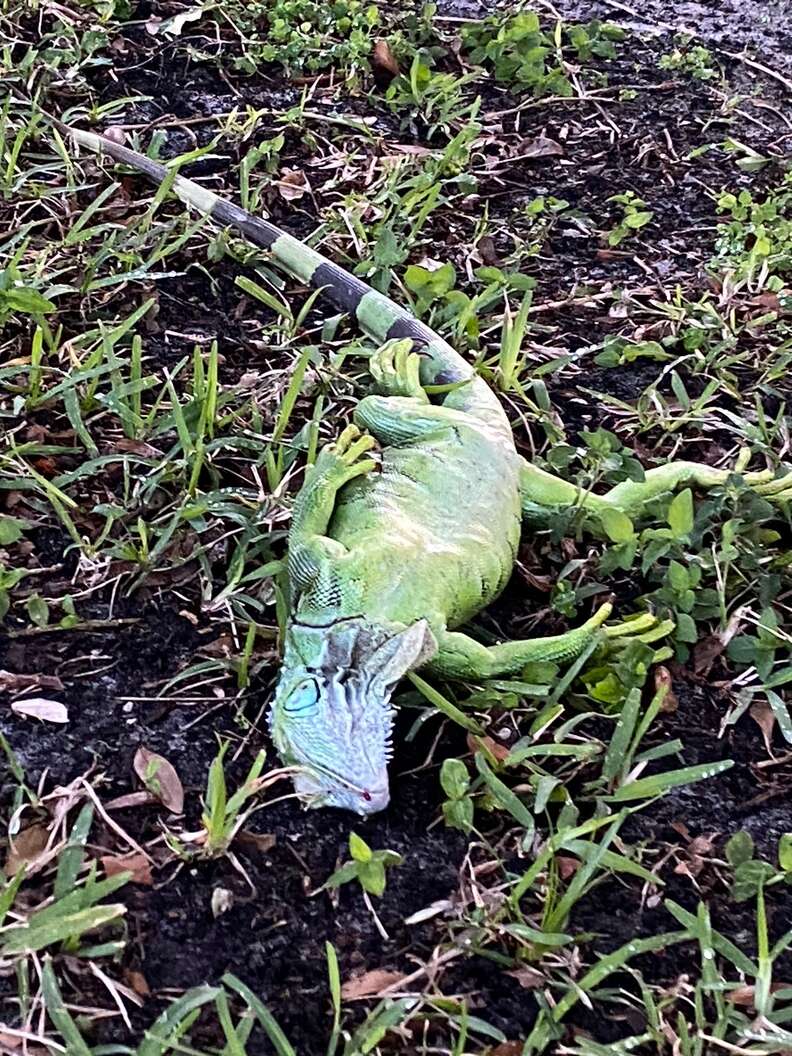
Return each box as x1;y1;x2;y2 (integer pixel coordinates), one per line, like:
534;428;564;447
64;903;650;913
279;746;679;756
370;339;427;401
314;424;378;487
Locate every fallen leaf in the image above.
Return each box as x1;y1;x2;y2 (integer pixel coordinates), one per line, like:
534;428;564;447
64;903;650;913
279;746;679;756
277;169;310;202
341;969;407;999
5;823;50;876
489;1043;524;1056
555;855;580;880
211;887;234;917
123;969;151;997
467;733;510;762
104;790;159;811
371;39;399;87
103;126;127;145
748;292;781;312
237;831;276;854
505;966;545;989
110;438;161;457
133;747;184;814
515;135;563;158
33;458;57;476
101;852;153;886
477;234;500;266
694;609;743;675
654;666;679;713
750;699;775;755
0;670;64;694
729;981;792;1009
10;697;68;723
0;1029;22;1048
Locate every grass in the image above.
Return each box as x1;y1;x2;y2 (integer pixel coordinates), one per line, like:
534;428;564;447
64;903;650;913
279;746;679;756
1;0;792;1052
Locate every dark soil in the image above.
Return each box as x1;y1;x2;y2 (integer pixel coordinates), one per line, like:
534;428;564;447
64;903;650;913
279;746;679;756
3;0;792;1052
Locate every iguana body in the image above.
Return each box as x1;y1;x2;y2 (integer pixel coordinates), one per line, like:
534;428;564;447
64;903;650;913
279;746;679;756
59;119;792;814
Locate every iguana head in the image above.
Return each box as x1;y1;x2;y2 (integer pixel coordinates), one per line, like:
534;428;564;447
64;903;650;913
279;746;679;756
270;619;436;814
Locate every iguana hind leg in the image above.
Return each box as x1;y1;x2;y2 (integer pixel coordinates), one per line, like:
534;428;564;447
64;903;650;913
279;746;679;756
428;604;613;679
519;455;792;529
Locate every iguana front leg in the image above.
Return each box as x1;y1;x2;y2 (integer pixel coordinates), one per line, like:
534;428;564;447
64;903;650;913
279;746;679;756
519;456;792;529
289;424;376;587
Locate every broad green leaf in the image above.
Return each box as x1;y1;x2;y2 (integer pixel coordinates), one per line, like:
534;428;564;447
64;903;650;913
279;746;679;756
667;488;694;535
725;830;754;868
440;758;470;799
779;834;792;873
349;831;372;863
600;507;635;543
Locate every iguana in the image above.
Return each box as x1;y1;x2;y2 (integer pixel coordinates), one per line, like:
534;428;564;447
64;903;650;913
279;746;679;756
57;118;792;814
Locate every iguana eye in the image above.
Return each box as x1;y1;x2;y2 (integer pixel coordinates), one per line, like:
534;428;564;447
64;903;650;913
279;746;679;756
283;678;320;717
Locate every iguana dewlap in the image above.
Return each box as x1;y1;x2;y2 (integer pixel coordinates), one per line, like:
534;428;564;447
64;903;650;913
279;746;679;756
59;119;792;814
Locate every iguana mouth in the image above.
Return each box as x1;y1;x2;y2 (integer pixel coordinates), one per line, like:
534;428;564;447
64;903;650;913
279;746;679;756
294;759;390;811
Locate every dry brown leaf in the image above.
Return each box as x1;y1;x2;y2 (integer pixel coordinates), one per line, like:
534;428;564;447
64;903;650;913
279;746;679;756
103;126;127;145
237;830;277;854
104;790;159;811
123;969;151;997
277;169;310;201
101;851;153;886
371;39;399;87
489;1043;525;1056
110;438;161;457
10;697;68;723
750;699;776;755
654;666;679;713
133;747;184;814
5;823;50;876
467;733;510;762
505;966;545;989
514;135;563;158
476;234;500;266
694;609;744;675
0;1029;22;1048
0;671;64;695
341;969;407;999
555;855;581;880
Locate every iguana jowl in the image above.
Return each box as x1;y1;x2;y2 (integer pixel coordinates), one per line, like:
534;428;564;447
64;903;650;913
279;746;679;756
60;120;792;814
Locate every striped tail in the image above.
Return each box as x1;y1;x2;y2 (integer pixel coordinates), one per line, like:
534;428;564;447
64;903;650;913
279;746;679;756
58;121;481;392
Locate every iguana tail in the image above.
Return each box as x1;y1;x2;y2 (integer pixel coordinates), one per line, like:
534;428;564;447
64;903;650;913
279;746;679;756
57;120;485;396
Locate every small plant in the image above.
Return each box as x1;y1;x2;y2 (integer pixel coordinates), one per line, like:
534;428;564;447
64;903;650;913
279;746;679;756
440;758;474;831
659;36;718;80
712;174;792;284
322;832;402;898
461;10;624;96
0;264;55;331
725;830;792;901
605;190;653;246
200;742;268;856
385;53;480;138
228;0;381;75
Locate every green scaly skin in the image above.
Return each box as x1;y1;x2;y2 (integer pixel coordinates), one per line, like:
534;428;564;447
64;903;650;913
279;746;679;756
58;119;792;814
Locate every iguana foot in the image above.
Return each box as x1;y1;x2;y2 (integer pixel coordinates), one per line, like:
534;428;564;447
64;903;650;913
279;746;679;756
603;610;674;645
313;424;378;488
370;339;428;402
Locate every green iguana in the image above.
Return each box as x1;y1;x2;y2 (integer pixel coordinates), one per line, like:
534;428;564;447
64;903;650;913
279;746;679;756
58;118;792;814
